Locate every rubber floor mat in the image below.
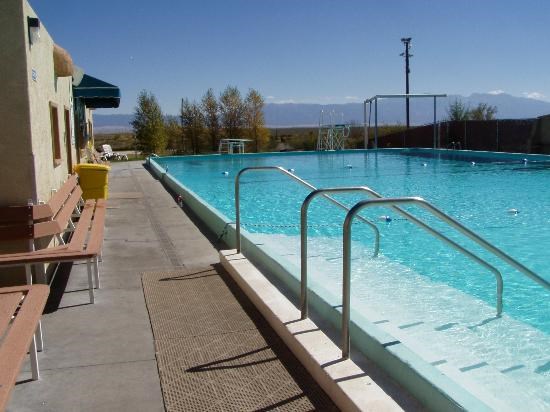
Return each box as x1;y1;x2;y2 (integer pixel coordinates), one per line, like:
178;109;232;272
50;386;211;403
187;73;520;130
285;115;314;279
142;266;338;411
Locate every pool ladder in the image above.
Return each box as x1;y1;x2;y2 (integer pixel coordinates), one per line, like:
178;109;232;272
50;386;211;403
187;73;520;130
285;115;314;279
234;166;550;359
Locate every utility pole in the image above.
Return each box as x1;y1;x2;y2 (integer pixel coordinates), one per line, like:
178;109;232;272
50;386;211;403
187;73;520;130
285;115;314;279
180;98;186;153
400;37;412;128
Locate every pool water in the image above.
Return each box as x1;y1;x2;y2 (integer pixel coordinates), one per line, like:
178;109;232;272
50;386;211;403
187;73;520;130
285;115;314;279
155;149;550;408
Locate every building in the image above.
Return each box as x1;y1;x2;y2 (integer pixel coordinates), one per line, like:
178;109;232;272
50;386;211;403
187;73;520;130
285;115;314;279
0;0;120;207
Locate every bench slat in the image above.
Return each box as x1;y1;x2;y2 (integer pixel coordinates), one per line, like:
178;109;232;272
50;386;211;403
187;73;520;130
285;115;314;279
0;291;23;337
32;220;63;239
0;206;33;224
85;199;106;254
0;250;95;265
47;175;79;217
67;200;95;252
0;244;69;260
0;284;49;412
53;185;83;231
0;224;33;242
32;203;53;220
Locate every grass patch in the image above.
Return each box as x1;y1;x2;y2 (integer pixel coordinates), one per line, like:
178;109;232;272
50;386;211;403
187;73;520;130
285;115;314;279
94;133;136;151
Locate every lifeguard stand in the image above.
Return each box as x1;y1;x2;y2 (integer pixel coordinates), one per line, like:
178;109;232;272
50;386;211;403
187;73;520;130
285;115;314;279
316;110;350;151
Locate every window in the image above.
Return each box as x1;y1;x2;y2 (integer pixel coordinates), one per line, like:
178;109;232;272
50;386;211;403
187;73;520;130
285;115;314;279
64;107;73;171
50;103;61;166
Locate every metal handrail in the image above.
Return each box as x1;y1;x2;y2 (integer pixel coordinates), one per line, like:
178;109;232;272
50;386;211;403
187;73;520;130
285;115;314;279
300;187;383;319
342;197;506;359
341;196;550;358
301;188;506;322
235;167;380;253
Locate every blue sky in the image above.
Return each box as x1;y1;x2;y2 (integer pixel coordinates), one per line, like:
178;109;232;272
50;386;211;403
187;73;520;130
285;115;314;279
33;0;550;114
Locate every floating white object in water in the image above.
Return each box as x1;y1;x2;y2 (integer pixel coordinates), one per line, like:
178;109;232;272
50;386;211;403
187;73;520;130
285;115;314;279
346;164;353;169
222;171;229;176
523;158;528;163
507;208;519;215
378;215;392;222
288;168;295;172
422;163;427;167
471;161;476;166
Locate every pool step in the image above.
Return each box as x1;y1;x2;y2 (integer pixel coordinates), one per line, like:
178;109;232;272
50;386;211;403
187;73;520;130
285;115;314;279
355;297;549;410
372;315;546;411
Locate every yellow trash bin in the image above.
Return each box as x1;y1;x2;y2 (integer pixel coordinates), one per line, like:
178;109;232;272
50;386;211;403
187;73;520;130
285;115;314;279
73;164;110;200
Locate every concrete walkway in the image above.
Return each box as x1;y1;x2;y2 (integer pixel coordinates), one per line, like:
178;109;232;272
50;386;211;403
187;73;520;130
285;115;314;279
7;161;336;411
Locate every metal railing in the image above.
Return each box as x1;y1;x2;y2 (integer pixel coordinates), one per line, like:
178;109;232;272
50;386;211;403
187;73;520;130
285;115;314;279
300;187;506;321
235;167;380;253
340;196;550;359
300;187;384;319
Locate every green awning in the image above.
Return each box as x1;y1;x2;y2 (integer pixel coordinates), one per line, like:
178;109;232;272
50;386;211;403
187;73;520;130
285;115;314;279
73;74;120;108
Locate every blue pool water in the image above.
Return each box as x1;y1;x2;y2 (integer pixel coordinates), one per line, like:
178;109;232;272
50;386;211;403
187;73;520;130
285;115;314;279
153;149;550;408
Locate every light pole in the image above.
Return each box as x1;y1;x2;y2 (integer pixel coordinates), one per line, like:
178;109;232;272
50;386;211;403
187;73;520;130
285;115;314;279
400;37;412;128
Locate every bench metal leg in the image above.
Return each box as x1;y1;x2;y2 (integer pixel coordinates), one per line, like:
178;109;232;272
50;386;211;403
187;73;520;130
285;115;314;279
87;259;95;304
25;264;44;351
56;233;65;245
93;255;100;289
35;321;44;352
29;334;40;380
73;203;81;217
25;264;33;285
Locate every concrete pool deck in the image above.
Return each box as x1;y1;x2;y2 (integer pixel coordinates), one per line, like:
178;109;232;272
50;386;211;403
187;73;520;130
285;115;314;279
7;161;419;411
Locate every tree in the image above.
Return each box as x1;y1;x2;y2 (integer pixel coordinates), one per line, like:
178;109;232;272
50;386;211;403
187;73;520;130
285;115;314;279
202;88;220;152
131;90;167;154
244;89;269;152
180;98;205;154
164;116;183;153
469;103;497;120
219;86;244;139
447;99;498;121
446;99;470;121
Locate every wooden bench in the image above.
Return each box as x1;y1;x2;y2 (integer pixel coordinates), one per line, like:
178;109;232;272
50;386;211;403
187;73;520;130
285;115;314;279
0;175;106;304
0;284;49;411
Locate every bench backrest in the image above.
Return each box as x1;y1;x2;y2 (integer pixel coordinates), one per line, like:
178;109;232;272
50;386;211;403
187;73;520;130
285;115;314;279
0;175;82;242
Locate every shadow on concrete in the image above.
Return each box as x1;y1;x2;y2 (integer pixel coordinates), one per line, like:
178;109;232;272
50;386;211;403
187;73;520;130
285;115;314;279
44;262;73;313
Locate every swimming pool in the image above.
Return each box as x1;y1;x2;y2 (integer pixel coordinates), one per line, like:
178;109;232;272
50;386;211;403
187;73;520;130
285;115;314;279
151;149;550;409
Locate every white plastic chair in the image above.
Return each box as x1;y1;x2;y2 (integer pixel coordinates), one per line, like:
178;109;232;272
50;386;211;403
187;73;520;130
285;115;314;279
101;144;127;161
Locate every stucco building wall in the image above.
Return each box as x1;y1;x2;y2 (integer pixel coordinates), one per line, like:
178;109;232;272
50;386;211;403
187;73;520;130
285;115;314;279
0;0;35;204
0;0;77;206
